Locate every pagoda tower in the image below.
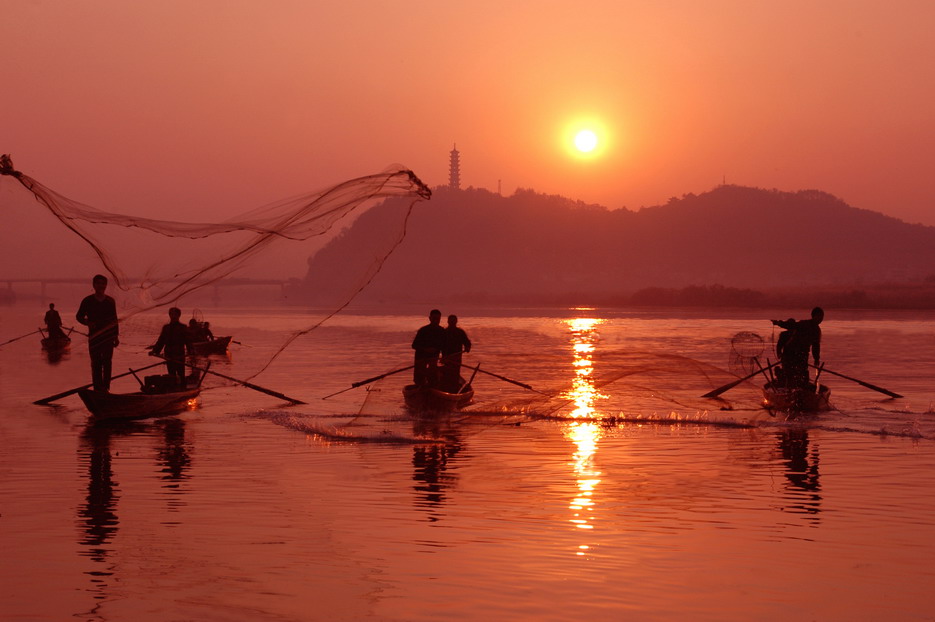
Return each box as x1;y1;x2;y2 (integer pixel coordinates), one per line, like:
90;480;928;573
448;144;461;190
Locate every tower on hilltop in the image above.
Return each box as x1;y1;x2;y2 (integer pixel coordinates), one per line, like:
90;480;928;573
448;144;461;190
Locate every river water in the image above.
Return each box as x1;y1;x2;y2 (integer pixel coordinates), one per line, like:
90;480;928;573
2;303;934;621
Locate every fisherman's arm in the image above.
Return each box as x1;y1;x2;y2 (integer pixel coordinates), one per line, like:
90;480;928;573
149;327;167;356
75;300;89;326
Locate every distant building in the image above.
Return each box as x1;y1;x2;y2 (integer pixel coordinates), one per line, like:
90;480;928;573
449;144;461;190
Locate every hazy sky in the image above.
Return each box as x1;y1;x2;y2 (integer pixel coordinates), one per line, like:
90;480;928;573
4;1;935;224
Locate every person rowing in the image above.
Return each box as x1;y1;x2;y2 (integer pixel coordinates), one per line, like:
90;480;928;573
411;309;445;387
440;314;472;392
771;306;824;389
150;307;194;387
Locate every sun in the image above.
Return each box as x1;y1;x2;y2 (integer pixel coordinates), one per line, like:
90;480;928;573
562;118;610;160
574;129;599;153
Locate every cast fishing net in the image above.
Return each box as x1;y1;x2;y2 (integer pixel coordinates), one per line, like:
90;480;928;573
728;331;765;376
0;154;431;376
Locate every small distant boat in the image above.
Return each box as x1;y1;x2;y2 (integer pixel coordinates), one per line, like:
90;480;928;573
403;378;474;412
40;326;73;352
41;335;71;352
191;336;232;356
762;381;831;414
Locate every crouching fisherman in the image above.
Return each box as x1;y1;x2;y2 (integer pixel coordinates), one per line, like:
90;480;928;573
149;307;193;387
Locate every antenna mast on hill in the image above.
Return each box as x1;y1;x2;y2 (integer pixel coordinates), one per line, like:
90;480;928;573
449;144;461;190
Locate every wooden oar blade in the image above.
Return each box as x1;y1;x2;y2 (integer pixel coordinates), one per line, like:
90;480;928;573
34;383;92;405
701;380;744;399
1;329;42;348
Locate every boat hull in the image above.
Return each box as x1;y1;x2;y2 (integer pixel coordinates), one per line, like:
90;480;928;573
191;336;232;356
403;383;474;412
41;336;71;351
762;382;831;414
78;387;200;422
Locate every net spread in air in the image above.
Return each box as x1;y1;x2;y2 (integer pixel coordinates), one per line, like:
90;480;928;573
0;154;431;376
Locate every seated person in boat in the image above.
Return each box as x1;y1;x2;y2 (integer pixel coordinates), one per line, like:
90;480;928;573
150;307;193;386
412;309;445;387
202;321;215;341
440;314;472;392
772;307;823;388
188;318;207;342
44;302;67;340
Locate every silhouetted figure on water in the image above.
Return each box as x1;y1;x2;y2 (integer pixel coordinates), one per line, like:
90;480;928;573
44;302;67;340
412;309;445;386
188;317;215;343
772;307;824;388
441;314;471;392
76;274;119;392
150;307;193;386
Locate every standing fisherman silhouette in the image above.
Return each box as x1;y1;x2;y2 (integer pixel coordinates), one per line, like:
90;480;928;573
772;307;824;388
411;309;445;387
149;307;193;387
441;314;472;391
76;274;119;392
44;302;67;340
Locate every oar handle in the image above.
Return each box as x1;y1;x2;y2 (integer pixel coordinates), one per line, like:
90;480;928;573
809;364;902;398
351;365;415;388
459;362;549;395
323;365;416;399
702;360;779;398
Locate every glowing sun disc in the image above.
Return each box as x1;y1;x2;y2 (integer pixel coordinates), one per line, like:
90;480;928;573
574;129;599;153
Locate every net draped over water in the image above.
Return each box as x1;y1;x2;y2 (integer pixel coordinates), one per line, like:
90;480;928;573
0;154;431;375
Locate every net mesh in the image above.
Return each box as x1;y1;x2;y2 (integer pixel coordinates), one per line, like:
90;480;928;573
0;154;431;376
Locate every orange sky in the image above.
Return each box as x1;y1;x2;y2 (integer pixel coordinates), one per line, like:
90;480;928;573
4;1;935;224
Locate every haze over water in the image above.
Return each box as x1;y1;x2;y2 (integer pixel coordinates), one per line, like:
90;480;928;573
4;3;935;618
2;303;934;620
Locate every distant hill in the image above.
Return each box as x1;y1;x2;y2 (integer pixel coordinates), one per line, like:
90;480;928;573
288;185;935;307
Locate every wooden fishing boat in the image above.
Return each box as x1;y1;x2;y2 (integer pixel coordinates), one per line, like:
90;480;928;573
191;335;232;356
762;380;831;414
41;335;71;352
403;379;474;412
78;372;203;422
79;386;200;422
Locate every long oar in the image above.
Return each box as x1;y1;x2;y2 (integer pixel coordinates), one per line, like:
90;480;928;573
322;364;415;399
459;362;550;396
34;361;164;405
702;360;779;398
0;329;42;348
809;364;902;399
156;356;307;405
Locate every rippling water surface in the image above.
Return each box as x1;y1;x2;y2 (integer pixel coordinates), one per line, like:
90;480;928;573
2;304;934;620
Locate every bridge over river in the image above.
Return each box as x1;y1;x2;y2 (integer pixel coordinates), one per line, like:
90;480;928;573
0;277;291;304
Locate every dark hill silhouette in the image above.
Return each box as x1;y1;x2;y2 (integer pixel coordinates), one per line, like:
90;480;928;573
290;184;935;306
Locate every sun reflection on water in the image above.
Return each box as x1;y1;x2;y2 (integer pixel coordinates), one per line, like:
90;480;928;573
562;317;606;549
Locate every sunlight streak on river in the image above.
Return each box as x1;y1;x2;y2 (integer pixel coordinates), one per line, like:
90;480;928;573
562;316;606;547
